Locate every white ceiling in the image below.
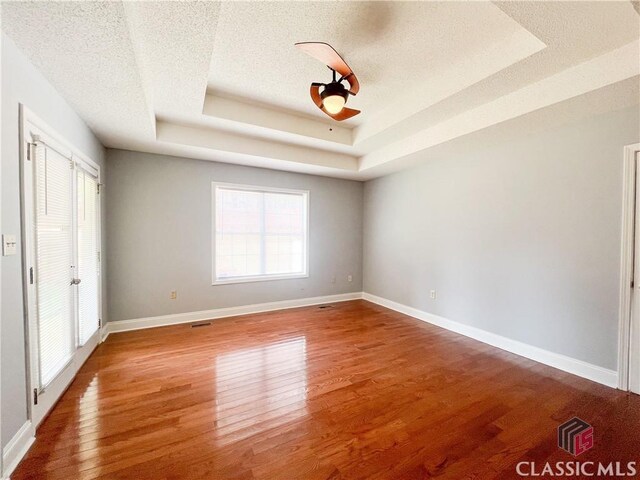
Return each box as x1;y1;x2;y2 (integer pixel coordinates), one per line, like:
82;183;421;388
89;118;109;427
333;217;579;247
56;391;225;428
207;1;541;125
2;1;639;180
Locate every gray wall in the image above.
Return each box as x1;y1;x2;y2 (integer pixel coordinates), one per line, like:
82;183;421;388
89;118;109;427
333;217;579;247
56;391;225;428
106;149;363;322
363;105;640;371
1;33;106;447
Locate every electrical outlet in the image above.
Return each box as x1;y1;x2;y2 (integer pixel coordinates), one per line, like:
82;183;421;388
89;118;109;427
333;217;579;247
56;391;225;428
430;290;437;300
347;275;353;282
170;291;177;300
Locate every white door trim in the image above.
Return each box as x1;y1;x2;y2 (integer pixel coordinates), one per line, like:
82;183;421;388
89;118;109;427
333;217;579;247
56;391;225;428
0;31;3;477
19;105;103;428
618;143;640;392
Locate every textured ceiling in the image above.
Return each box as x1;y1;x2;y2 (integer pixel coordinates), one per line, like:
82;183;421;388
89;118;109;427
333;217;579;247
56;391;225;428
353;0;640;153
122;1;220;118
1;1;153;146
207;1;539;125
1;1;638;180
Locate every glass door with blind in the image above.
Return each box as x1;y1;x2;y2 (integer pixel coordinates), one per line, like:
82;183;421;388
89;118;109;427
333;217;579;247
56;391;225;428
22;108;102;426
76;167;100;346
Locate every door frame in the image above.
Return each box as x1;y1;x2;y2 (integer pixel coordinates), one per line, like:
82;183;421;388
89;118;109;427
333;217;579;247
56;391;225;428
19;105;103;427
618;142;640;392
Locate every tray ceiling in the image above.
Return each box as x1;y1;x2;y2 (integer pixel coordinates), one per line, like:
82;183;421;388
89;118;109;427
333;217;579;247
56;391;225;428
2;1;638;180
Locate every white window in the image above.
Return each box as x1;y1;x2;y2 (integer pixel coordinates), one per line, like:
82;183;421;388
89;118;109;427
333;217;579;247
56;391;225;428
212;183;309;284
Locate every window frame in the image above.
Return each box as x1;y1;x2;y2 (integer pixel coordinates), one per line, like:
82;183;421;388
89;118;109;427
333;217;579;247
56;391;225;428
211;182;310;286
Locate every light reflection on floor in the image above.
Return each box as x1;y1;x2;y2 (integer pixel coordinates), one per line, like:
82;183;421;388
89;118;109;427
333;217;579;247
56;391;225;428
214;336;308;445
75;374;100;469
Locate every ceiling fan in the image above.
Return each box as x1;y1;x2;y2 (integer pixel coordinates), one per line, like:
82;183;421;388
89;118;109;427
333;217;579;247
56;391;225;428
295;42;360;121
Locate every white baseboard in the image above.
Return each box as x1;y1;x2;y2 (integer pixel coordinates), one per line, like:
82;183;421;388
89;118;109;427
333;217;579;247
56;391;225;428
100;324;110;343
2;421;35;479
105;292;364;335
362;292;618;388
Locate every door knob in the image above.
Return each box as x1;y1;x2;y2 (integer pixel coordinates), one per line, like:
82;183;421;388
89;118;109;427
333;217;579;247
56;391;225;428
71;278;82;285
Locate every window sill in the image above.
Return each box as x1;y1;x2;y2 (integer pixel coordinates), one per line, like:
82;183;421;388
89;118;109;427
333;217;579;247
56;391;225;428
212;273;309;286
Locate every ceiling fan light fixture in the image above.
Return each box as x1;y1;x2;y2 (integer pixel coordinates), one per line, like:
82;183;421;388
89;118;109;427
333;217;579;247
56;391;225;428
321;82;348;114
323;94;346;114
296;42;360;121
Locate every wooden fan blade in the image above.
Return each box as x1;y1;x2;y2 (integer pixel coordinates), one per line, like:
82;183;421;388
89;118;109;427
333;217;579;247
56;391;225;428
343;72;360;96
310;83;323;108
326;107;360;121
295;42;352;78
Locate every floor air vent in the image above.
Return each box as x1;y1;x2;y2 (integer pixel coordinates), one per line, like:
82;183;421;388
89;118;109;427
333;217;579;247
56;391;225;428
191;322;212;328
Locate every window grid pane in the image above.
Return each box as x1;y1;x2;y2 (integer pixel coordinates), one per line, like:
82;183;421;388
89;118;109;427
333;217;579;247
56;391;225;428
215;186;307;281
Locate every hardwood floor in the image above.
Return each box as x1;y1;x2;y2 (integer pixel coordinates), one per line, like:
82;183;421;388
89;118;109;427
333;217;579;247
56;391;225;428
12;300;640;479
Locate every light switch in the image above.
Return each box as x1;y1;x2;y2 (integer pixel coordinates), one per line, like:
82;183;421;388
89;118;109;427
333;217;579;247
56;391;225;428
2;234;17;256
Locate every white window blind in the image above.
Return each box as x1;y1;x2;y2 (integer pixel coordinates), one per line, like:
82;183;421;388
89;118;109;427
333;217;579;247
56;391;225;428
213;184;308;283
34;144;75;388
77;168;99;345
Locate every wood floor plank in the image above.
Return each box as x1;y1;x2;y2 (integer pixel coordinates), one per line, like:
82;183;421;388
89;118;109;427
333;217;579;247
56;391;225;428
11;300;640;479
